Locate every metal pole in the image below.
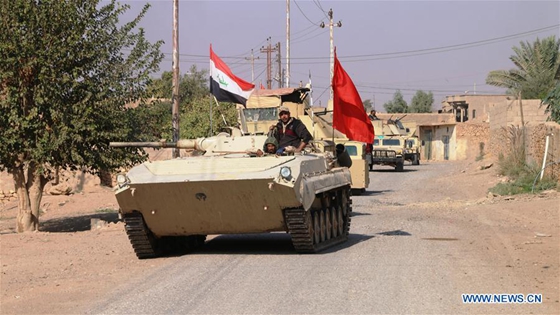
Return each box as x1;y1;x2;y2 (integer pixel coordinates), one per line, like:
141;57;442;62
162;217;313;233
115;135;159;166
540;134;550;180
329;8;334;100
245;49;259;83
277;42;282;88
286;0;290;88
320;9;340;101
172;0;180;158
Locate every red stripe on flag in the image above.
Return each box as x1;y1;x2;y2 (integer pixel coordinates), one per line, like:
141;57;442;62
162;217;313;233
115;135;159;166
332;48;375;143
210;45;254;91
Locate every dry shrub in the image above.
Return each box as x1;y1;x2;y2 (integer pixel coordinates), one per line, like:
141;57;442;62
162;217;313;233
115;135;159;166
491;125;558;195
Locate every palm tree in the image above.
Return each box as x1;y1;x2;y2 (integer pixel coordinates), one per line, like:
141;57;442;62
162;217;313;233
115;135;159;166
486;36;560;100
486;36;560;163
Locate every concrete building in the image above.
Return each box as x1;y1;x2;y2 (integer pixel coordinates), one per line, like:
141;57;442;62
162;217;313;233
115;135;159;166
441;94;509;123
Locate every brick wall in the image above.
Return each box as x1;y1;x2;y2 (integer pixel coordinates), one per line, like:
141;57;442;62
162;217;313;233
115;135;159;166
489;99;549;129
488;122;560;182
456;123;490;160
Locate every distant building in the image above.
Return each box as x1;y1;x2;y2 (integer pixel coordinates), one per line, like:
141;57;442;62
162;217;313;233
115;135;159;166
441;94;509;123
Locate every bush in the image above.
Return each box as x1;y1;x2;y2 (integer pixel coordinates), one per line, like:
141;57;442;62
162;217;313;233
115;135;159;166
490;166;557;195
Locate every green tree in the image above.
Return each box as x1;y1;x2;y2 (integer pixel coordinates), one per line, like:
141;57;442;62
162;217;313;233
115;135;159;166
180;96;239;138
383;90;408;113
0;0;163;232
409;90;434;113
147;65;209;102
543;83;560;124
146;67;239;139
362;99;373;113
486;36;560;99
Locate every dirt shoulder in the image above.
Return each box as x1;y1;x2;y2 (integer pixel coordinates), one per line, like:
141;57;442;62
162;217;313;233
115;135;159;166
1;159;559;314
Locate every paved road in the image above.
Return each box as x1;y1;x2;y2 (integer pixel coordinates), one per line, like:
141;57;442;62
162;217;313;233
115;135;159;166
90;162;557;314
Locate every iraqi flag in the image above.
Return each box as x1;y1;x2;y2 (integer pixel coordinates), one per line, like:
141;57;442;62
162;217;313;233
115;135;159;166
332;48;375;143
210;45;254;106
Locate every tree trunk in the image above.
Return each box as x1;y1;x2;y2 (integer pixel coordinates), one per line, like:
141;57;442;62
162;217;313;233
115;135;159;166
518;92;527;163
14;162;48;232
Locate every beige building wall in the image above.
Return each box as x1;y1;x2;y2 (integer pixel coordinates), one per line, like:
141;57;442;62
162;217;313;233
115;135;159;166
442;94;509;123
455;123;490;160
488;99;549;129
417;124;456;161
433;125;457;160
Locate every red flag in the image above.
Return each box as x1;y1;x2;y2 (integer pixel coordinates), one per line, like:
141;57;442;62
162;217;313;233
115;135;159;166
332;48;375;143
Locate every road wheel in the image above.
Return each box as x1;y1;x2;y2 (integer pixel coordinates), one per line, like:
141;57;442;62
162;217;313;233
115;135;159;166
331;206;338;238
313;210;321;245
395;161;404;172
320;210;326;242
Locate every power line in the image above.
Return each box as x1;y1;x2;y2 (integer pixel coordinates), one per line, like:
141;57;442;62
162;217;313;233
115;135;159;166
156;23;558;65
291;28;328;44
312;0;329;19
290;23;560;61
293;0;323;26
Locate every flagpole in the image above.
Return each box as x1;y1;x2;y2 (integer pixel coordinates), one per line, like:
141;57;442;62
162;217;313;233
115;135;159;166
209;96;213;136
171;0;180;158
212;96;228;126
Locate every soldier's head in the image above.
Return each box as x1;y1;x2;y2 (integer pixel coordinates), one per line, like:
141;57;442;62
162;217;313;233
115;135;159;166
264;137;278;154
278;106;291;123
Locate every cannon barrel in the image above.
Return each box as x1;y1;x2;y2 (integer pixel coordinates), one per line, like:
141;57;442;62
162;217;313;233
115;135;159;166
110;139;203;150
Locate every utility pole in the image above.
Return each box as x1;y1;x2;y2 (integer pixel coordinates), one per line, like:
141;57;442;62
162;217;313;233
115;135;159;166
286;0;290;88
172;0;180;158
320;8;342;102
244;49;259;83
276;42;282;88
260;38;278;89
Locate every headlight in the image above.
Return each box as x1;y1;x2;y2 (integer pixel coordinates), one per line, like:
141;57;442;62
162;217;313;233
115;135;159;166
280;166;292;179
116;174;129;187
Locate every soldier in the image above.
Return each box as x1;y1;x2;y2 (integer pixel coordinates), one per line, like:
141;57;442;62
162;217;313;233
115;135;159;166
269;106;312;153
369;109;379;120
256;136;279;157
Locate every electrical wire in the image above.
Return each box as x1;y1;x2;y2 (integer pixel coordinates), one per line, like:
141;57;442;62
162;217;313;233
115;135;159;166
289;24;560;61
312;0;329;19
293;0;323;26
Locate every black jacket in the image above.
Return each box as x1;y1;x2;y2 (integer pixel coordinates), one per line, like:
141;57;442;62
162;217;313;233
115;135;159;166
275;118;313;149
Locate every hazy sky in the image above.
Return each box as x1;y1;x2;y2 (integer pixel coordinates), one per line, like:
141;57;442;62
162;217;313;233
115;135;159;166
116;0;559;110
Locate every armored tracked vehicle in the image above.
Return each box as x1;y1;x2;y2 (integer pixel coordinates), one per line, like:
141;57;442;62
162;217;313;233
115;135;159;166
110;132;353;259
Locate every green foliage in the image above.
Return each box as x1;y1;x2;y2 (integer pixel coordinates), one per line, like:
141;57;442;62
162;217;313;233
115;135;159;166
146;66;209;102
542;82;560;124
144;66;238;139
362;99;373;112
409;90;434;113
0;0;164;174
127;101;172;141
490;165;557;195
383;90;408;113
180;96;239;138
486;36;560;99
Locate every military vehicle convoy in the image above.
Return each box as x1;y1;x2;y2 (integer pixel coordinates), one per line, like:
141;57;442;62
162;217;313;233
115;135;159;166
366;115;420;171
110;132;353;259
367;136;405;172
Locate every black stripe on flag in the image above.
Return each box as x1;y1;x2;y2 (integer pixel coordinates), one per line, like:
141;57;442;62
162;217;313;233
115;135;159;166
210;78;248;107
